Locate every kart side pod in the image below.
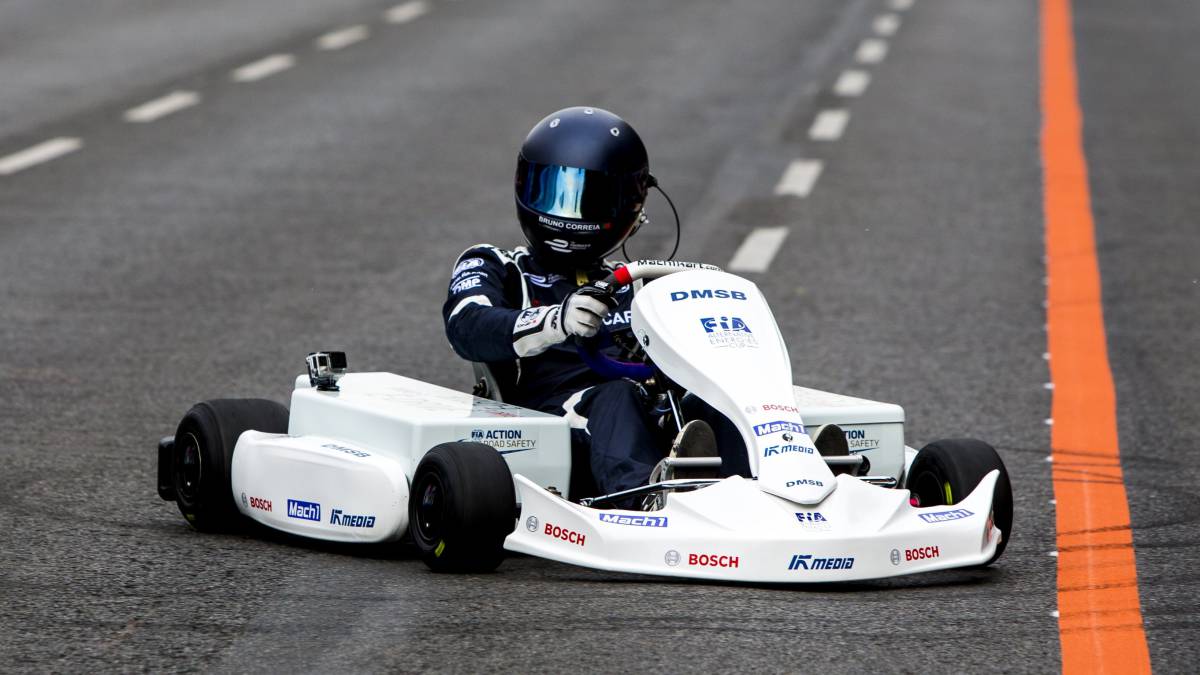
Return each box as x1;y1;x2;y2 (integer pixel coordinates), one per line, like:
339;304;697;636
230;431;410;543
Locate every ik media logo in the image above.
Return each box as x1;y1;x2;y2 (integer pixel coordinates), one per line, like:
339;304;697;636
787;553;855;571
329;509;376;528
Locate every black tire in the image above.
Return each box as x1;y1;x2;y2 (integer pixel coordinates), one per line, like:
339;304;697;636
172;398;289;532
904;438;1013;565
408;442;517;573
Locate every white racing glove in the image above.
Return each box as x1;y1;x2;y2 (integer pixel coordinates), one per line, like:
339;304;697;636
512;285;614;357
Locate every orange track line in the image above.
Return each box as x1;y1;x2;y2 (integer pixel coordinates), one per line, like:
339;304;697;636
1041;0;1151;671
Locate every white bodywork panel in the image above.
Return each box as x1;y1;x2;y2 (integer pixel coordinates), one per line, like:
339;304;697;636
229;372;571;542
791;385;906;479
632;270;836;504
507;471;999;583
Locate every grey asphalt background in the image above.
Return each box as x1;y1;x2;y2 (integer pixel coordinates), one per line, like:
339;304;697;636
0;0;1194;671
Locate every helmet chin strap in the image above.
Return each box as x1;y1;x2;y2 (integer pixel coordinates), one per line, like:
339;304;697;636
622;174;681;262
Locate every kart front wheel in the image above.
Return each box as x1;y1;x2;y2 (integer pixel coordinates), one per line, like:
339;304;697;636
171;398;289;532
409;442;516;573
905;438;1013;565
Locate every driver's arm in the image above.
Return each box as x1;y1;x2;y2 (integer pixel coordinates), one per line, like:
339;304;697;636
442;247;610;362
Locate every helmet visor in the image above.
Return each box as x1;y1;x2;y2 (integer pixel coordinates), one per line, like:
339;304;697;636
516;159;645;223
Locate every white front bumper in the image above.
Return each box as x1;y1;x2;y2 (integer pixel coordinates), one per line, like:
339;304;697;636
505;472;1000;583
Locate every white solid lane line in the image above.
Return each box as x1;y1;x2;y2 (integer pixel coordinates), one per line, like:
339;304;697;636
889;0;914;10
0;137;83;176
729;227;789;273
385;1;429;24
809;109;849;141
231;54;295;82
873;13;901;36
833;69;871;97
774;160;823;198
123;90;200;123
316;25;369;51
856;38;889;64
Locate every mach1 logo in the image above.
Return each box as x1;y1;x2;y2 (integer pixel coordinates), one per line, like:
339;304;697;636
286;499;320;522
918;508;974;524
754;421;806;436
598;513;668;528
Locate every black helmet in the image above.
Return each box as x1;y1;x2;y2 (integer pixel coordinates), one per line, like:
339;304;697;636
515;107;650;269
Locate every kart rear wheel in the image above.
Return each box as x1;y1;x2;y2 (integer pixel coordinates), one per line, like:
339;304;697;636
409;442;516;573
904;438;1013;565
172;398;289;532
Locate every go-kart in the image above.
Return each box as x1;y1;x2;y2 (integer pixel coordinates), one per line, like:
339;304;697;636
156;260;1012;582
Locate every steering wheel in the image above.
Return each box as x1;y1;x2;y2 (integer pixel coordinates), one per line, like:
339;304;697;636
576;330;654;380
571;260;722;381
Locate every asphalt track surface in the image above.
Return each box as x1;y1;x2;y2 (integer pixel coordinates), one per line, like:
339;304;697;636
0;0;1195;672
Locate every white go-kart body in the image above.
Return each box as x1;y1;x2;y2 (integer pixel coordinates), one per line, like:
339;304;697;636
199;262;1002;583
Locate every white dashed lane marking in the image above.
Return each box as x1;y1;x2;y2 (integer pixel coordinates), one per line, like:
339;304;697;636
856;38;889;64
124;90;200;123
386;1;430;24
0;137;83;176
873;13;901;36
316;25;369;51
774;160;824;198
231;54;295;82
809;109;849;141
728;227;789;273
833;69;871;97
889;0;915;10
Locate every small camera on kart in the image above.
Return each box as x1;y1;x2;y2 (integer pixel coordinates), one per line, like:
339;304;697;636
306;351;347;391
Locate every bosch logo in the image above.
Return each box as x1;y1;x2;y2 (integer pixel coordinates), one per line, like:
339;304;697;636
664;550;681;566
890;549;901;565
905;546;940;562
249;496;272;512
762;404;800;413
543;522;586;547
688;553;739;568
525;515;539;532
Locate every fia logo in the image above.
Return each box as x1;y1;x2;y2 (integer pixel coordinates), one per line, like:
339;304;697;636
700;316;751;333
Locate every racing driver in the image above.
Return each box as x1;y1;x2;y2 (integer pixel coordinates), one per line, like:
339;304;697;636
442;106;748;499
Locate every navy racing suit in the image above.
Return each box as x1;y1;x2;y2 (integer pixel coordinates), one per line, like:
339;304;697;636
442;244;665;496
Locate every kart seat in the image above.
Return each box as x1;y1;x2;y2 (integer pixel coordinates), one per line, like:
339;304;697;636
470;361;516;403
